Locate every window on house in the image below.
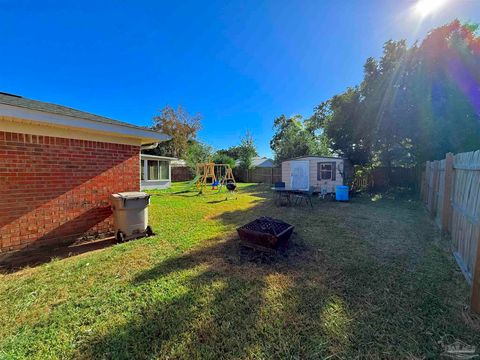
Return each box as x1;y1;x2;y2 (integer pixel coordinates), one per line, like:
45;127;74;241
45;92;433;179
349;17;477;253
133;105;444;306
159;161;169;179
141;160;145;180
144;159;170;181
317;162;336;180
148;160;159;180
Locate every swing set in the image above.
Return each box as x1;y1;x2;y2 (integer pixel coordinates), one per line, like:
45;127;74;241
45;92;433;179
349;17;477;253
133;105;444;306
195;162;236;191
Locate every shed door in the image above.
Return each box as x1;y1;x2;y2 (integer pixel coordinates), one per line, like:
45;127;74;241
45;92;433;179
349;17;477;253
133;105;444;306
291;161;309;190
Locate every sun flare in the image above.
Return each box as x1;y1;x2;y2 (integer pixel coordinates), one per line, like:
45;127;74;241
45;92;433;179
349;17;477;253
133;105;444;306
414;0;448;18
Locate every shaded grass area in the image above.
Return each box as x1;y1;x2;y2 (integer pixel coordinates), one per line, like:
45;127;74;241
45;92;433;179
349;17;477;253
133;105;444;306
0;183;479;359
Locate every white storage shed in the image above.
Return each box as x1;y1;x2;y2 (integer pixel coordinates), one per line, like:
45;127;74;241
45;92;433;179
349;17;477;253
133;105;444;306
281;156;352;193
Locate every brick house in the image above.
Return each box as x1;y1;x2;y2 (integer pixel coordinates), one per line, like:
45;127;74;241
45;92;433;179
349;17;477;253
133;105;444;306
0;92;169;254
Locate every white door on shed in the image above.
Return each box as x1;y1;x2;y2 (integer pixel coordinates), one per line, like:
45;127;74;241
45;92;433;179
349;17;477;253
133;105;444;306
290;161;309;190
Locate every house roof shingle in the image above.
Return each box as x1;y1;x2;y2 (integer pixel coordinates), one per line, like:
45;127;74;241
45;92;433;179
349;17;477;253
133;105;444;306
0;92;151;132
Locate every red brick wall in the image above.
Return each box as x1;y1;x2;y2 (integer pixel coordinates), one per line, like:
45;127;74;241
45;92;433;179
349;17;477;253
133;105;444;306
0;131;140;253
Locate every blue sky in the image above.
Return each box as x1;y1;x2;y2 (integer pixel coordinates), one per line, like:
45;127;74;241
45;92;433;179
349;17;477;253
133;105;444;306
1;0;479;157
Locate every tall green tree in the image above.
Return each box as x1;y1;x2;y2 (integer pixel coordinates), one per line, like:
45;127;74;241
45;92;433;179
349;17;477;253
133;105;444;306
313;89;371;165
361;40;417;171
216;146;243;160
412;21;480;161
314;20;480;176
270;114;330;163
212;152;236;169
185;141;212;170
238;131;257;170
150;105;202;158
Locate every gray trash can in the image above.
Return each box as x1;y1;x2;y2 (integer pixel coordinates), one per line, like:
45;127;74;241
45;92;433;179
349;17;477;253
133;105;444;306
110;192;153;242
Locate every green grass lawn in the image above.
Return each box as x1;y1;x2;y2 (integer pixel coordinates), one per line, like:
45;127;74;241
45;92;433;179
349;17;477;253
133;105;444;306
1;183;479;359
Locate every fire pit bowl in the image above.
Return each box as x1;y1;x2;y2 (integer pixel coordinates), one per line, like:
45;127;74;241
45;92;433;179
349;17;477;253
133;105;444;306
237;217;294;250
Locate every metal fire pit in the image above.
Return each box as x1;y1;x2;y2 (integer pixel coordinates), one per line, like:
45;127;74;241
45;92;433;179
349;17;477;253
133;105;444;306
237;217;294;250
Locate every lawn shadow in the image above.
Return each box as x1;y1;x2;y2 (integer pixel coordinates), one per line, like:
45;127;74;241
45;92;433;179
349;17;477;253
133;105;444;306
82;227;351;358
81;186;480;358
171;191;202;197
206;190;480;357
0;207;117;273
0;237;118;273
206;199;227;204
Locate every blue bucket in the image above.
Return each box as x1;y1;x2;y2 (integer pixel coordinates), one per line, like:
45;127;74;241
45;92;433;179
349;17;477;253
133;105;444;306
335;185;349;201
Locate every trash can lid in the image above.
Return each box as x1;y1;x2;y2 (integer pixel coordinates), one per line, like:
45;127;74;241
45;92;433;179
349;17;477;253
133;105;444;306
111;192;150;200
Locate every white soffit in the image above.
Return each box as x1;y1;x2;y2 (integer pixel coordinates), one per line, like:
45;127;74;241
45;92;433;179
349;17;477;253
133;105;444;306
0;103;170;145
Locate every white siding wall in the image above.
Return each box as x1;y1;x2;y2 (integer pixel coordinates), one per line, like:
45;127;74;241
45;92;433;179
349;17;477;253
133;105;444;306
141;180;171;190
140;155;172;190
281;157;344;193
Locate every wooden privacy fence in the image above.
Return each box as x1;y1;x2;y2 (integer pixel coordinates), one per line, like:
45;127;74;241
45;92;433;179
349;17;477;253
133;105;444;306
371;167;421;189
353;167;421;191
421;150;480;312
171;166;282;184
234;167;282;184
171;166;194;182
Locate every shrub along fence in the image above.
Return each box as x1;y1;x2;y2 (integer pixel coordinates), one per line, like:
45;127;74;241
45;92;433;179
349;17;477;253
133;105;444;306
234;167;282;184
420;150;480;313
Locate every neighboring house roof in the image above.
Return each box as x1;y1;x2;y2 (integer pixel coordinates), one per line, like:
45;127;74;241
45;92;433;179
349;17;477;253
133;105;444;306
0;92;170;144
253;157;275;168
235;157;275;168
170;158;188;167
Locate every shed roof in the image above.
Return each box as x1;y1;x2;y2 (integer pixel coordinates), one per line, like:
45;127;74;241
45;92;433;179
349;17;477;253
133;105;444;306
282;155;346;162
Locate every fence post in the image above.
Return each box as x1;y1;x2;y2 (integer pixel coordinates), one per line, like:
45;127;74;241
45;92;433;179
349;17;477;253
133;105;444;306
425;161;431;206
420;171;425;201
441;153;454;234
420;163;426;202
422;161;428;203
471;233;480;313
429;161;439;215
